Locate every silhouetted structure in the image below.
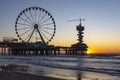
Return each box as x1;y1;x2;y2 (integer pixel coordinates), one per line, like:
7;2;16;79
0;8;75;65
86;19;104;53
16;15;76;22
0;7;88;55
70;19;88;55
15;7;56;44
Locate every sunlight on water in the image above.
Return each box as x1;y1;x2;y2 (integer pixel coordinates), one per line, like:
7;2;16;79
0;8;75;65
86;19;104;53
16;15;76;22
81;72;119;80
0;63;119;80
0;54;120;80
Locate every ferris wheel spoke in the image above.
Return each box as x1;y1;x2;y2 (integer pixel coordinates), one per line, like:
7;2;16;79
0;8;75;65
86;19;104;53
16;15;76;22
24;30;33;41
40;28;52;36
19;17;32;25
40;26;54;30
40;23;54;26
38;13;46;24
23;13;33;23
35;9;37;23
17;23;31;26
20;28;32;36
39;17;51;25
37;11;41;23
40;30;49;41
17;26;32;30
29;10;35;23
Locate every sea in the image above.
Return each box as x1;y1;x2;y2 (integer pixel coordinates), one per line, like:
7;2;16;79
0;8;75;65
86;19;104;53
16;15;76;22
0;54;120;80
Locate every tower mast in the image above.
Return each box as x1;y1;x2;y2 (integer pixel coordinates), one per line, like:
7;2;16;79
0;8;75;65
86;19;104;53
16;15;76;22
69;18;88;55
76;18;85;43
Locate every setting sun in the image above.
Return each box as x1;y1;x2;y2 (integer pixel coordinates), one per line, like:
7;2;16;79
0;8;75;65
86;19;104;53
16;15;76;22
87;48;94;54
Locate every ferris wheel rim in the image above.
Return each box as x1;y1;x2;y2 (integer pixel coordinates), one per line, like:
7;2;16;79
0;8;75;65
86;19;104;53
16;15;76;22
15;7;56;44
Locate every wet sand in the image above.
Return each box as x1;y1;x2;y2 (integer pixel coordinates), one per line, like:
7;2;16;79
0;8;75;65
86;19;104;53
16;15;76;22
0;71;64;80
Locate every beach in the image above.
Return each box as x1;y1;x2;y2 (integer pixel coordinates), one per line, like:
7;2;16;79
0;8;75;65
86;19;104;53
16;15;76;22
0;71;63;80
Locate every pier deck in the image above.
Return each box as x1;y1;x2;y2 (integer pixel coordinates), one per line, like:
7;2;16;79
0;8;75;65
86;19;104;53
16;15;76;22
0;42;87;55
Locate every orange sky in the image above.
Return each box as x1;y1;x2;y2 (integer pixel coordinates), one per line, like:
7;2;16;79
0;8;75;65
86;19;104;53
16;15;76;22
50;34;120;54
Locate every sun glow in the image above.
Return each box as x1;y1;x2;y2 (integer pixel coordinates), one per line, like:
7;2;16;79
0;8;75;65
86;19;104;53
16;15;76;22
87;48;94;54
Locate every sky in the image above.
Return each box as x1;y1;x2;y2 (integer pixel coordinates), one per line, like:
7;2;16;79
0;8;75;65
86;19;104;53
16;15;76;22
0;0;120;53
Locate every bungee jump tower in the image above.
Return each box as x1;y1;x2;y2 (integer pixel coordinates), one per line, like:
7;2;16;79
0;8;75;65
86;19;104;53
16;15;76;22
69;19;88;55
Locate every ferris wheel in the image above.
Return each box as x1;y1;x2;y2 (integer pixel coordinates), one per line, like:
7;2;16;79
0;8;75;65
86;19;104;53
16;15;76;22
15;7;56;44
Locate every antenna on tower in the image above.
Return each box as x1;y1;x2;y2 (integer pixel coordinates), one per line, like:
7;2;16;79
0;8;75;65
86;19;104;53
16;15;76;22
68;18;85;25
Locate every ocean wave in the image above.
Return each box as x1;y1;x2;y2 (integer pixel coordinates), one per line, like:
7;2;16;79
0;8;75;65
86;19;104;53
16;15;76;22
0;55;120;78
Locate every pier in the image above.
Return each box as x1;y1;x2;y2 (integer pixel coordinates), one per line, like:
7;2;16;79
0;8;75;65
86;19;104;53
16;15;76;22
0;7;88;55
0;42;87;55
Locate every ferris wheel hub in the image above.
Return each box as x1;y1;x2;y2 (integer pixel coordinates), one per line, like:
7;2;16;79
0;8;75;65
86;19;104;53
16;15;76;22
34;24;38;29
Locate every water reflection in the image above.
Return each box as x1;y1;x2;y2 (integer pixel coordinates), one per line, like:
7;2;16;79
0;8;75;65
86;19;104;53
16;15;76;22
0;64;28;72
76;57;120;80
0;63;119;80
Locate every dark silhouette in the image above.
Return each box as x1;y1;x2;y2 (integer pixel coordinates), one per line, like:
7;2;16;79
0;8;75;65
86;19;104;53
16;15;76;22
0;7;88;55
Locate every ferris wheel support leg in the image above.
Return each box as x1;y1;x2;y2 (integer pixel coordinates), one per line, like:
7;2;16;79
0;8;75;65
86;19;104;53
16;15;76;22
27;28;35;42
37;28;46;44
